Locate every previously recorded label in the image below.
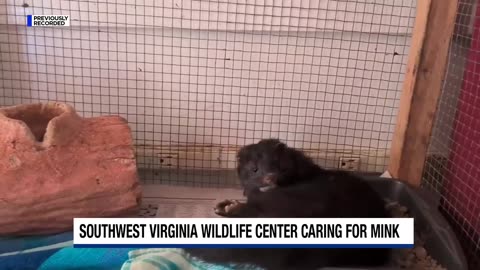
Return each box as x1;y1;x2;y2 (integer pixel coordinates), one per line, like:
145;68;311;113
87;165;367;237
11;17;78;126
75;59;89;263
27;15;70;27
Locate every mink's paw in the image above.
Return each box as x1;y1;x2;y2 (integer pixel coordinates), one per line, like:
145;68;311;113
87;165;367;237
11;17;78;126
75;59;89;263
214;199;242;217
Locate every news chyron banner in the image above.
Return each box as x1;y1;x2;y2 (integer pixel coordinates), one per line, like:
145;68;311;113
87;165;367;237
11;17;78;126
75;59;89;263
74;218;414;248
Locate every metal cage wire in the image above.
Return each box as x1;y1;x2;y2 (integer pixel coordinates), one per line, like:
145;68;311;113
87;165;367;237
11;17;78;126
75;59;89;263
1;0;415;187
422;0;480;269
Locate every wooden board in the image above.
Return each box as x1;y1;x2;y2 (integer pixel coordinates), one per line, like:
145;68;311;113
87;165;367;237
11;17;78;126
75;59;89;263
388;0;459;186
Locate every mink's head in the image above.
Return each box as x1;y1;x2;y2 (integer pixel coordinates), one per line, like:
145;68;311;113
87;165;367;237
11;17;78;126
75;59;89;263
236;138;318;195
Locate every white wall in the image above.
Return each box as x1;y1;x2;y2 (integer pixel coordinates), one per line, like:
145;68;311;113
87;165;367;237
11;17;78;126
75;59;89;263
0;0;416;172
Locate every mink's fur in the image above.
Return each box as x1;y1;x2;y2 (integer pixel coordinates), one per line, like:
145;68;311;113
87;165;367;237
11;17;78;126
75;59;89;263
183;139;391;270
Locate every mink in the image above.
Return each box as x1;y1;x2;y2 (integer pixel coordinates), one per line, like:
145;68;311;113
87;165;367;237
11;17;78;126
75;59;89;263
183;139;391;270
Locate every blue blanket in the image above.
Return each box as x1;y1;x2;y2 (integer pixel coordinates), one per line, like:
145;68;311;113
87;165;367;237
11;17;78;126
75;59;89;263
0;232;73;270
0;233;262;270
0;232;132;270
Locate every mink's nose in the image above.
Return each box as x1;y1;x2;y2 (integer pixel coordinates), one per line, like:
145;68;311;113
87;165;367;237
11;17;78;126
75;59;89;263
262;174;276;185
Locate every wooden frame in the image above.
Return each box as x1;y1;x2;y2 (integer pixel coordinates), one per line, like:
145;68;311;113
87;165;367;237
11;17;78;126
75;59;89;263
388;0;460;186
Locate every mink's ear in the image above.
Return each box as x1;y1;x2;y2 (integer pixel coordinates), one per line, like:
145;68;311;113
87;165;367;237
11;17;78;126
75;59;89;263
236;145;250;161
273;141;286;153
236;147;245;161
275;142;293;170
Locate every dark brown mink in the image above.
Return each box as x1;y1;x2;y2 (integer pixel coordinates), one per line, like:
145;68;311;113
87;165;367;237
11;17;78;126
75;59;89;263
183;139;392;270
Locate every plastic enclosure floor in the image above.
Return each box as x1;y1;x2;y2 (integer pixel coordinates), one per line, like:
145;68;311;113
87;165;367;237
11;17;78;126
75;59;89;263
137;172;468;270
138;169;244;219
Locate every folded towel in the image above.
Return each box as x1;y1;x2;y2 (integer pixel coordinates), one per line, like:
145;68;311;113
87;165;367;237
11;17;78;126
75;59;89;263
121;249;263;270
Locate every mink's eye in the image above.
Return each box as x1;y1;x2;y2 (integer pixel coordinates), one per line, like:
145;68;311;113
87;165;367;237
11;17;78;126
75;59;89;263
252;167;258;172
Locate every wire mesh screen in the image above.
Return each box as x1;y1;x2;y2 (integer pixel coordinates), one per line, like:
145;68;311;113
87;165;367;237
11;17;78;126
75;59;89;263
422;0;480;268
1;0;416;187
